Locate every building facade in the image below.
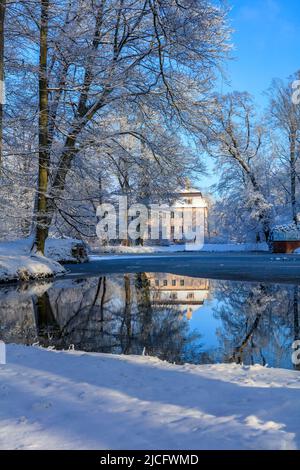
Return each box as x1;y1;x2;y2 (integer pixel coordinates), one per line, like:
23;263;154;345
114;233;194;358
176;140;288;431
145;186;208;246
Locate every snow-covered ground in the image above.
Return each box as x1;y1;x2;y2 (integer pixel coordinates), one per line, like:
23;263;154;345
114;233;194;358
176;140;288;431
0;253;64;283
1;345;300;450
93;243;269;254
0;237;87;263
0;238;65;283
0;237;87;283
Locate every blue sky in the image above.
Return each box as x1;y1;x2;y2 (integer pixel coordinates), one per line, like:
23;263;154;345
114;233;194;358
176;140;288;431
198;0;300;189
224;0;300;107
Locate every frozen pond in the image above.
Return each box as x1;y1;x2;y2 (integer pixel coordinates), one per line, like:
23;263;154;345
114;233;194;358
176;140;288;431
0;272;299;370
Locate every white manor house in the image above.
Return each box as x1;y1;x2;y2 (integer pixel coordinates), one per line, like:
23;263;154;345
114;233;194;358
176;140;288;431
145;186;208;246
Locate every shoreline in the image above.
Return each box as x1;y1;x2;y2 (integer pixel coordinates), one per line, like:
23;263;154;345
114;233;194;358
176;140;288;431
2;251;300;286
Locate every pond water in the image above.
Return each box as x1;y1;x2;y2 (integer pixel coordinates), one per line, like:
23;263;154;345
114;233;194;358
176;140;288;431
0;272;299;370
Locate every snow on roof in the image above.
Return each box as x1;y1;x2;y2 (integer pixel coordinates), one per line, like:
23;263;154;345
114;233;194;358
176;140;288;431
176;187;204;196
173;195;207;209
271;223;300;241
171;186;207;208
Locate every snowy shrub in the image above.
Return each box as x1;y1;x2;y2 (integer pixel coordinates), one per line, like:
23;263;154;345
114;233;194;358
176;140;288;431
270;223;300;241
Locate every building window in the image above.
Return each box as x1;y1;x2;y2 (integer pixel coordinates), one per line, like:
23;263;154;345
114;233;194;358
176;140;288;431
180;279;185;286
171;211;174;219
163;280;168;286
155;280;159;287
170;293;178;300
187;293;194;300
172;280;176;286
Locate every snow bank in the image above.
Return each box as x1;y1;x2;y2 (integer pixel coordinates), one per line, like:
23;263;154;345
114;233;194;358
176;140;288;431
0;238;69;283
46;238;88;263
0;236;89;283
94;243;269;254
0;237;88;263
1;344;299;450
0;254;65;283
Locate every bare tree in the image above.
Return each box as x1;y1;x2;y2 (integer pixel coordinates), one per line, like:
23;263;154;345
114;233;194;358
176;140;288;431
0;0;6;168
207;92;271;241
33;0;50;253
34;0;229;250
268;73;300;225
0;0;230;246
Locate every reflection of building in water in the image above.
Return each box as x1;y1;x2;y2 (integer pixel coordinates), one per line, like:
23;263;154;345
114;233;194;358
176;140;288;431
147;274;210;320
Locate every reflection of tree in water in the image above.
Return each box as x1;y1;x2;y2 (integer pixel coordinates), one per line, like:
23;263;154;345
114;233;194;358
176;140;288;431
46;276;115;352
293;286;300;371
111;273;202;363
0;301;36;344
135;272;153;354
132;273;202;363
2;276;300;368
213;281;300;369
1;274;201;364
119;274;132;354
0;283;51;344
33;291;60;347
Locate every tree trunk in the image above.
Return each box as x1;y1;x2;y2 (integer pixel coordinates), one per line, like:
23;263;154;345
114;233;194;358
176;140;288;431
135;272;152;355
122;274;132;354
293;285;300;371
232;312;262;364
233;156;271;241
0;0;6;169
100;276;106;334
231;285;266;364
249;171;271;242
33;0;50;254
33;291;61;348
290;135;298;225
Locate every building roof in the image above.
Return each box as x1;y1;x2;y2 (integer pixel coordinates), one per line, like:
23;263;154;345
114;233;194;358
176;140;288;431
171;186;208;209
176;187;204;197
